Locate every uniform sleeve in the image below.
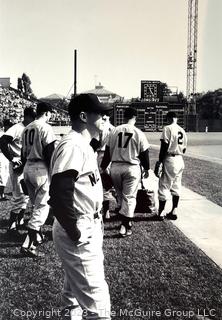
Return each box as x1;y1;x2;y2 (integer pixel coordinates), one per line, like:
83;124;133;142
48;169;81;242
140;131;150;152
51;142;84;176
161;127;170;143
41;125;57;147
0;135;14;161
49;143;84;242
100;145;111;170
138;149;150;170
5;125;17;139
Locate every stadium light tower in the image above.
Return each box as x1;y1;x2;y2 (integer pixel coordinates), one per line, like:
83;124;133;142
186;0;198;115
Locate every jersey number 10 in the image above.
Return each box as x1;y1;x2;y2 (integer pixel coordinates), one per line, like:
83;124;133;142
117;132;133;148
24;129;35;146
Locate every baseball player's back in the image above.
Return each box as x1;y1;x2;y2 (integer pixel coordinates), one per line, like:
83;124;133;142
0;107;36;231
101;107;150;237
108;123;149;164
21;102;57;257
22;119;55;161
162;122;187;155
156;111;188;220
4;122;25;159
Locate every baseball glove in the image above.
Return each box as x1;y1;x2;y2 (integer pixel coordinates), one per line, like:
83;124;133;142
154;161;163;178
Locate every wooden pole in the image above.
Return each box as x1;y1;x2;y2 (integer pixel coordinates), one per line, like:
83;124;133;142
74;49;77;96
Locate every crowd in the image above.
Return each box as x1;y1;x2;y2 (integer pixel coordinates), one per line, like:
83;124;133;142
0;87;69;126
0;93;187;320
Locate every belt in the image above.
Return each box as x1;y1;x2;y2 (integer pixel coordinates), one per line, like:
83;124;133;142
167;153;180;157
27;159;44;162
94;212;100;219
112;161;137;165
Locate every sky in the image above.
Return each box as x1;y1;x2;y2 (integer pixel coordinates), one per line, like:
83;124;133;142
0;0;221;99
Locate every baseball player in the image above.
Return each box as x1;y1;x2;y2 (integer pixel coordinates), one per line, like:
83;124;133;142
48;93;111;320
156;111;188;220
101;107;150;237
96;116;115;220
21;102;57;257
0;123;9;201
0;108;36;231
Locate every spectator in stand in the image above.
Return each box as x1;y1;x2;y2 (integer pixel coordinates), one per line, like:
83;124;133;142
0;107;36;231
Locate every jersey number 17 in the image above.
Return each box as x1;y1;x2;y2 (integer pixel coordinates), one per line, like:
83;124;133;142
117;132;133;148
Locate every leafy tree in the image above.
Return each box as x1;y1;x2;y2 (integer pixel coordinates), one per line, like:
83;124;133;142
17;78;23;92
21;73;32;96
196;89;222;119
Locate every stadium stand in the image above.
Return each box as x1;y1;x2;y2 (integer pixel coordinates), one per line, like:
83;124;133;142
0;87;69;126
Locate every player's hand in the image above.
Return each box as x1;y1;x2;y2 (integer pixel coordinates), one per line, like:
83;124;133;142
143;169;149;179
11;159;24;175
154;161;163;178
67;222;81;243
11;159;22;168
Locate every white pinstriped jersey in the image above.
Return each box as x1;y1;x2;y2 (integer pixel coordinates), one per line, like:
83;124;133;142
5;122;25;158
22;119;56;160
50;130;103;216
161;123;187;155
107;124;150;164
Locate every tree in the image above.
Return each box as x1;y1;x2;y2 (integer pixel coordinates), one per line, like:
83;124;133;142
21;73;32;96
160;82;172;96
17;78;23;92
196;89;222;119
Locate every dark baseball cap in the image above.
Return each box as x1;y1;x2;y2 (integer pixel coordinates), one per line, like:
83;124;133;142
124;107;137;119
68;93;113;119
24;107;36;119
36;102;53;115
166;111;177;119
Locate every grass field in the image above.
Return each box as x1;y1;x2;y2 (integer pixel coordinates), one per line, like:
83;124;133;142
1;133;222;320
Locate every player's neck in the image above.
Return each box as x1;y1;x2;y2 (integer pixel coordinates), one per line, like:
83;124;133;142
126;119;136;126
71;124;92;142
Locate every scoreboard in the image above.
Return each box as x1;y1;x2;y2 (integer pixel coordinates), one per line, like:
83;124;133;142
141;80;163;102
113;102;185;131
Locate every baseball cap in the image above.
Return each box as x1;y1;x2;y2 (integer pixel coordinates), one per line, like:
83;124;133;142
166;111;177;119
36;102;53;115
124;107;137;119
68;93;113;119
24;107;36;119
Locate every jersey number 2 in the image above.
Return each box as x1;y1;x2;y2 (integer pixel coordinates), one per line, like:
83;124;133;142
177;131;183;145
118;132;133;148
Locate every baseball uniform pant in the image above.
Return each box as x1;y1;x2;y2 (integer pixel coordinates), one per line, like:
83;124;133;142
97;151;113;202
0;153;9;187
110;163;141;218
158;155;184;201
53;217;111;320
23;161;50;231
9;162;29;213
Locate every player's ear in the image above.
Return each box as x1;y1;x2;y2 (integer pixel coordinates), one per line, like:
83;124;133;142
79;111;87;123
